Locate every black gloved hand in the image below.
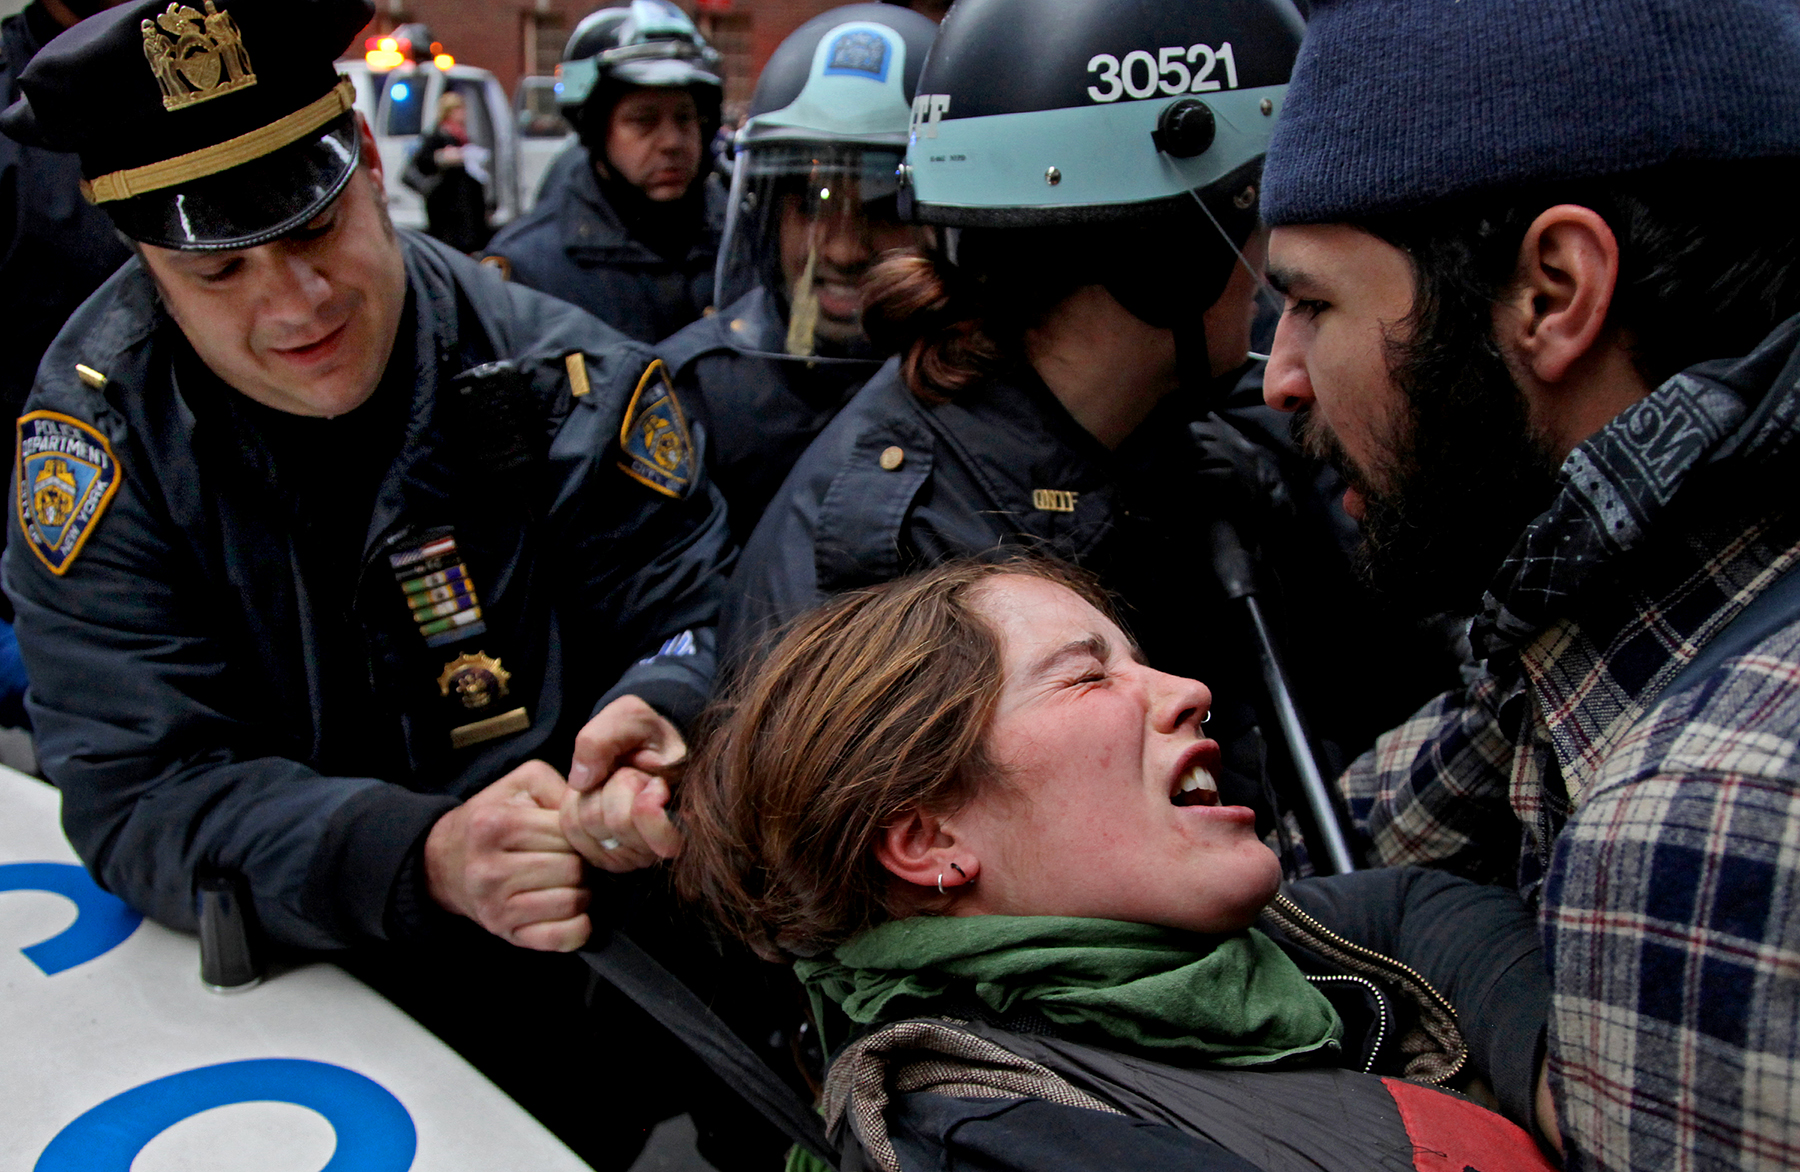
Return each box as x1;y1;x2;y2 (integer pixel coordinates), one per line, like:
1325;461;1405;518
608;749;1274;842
1189;414;1294;529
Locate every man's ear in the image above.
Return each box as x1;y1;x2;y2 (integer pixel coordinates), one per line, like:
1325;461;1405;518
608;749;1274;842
874;809;976;891
357;112;385;189
1497;204;1619;386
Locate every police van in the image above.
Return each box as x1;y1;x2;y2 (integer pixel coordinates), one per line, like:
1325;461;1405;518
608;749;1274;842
340;27;523;235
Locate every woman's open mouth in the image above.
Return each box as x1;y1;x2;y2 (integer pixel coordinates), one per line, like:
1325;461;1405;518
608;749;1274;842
1172;762;1221;807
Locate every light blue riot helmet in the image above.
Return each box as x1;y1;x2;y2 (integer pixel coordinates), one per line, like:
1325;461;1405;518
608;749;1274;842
901;0;1302;354
713;4;938;360
557;0;724;146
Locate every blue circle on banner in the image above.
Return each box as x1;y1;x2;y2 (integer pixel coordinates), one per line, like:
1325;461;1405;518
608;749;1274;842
0;861;141;974
35;1058;417;1171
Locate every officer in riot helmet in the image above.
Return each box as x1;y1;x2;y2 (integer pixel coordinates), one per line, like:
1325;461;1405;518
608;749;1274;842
659;3;936;544
484;0;725;343
722;0;1461;866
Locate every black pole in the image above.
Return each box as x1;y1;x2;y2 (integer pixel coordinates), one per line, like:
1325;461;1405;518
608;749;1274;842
1209;518;1357;874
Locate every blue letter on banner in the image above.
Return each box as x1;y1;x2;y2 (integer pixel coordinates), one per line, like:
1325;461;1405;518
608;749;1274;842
36;1058;417;1171
0;861;141;974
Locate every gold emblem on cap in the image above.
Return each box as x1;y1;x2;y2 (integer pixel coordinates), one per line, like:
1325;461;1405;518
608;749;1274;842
437;652;512;711
142;1;256;113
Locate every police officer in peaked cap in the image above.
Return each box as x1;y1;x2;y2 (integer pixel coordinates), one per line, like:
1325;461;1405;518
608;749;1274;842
657;3;937;546
484;0;726;344
0;2;779;1165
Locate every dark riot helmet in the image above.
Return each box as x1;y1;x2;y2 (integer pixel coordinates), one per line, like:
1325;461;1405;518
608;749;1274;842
903;0;1304;334
714;4;938;361
558;0;723;143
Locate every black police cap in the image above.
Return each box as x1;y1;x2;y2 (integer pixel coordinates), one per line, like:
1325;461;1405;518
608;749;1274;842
0;0;375;250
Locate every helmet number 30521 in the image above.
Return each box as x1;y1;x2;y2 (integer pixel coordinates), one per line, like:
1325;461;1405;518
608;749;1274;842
1087;44;1238;103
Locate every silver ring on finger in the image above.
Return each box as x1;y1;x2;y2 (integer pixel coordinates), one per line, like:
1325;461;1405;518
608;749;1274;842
599;836;622;851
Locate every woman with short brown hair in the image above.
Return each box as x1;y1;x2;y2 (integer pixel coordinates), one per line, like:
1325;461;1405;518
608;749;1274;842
680;556;1561;1172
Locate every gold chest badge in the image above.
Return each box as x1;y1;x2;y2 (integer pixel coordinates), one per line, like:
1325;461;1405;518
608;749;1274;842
437;652;511;711
141;1;257;112
391;528;529;750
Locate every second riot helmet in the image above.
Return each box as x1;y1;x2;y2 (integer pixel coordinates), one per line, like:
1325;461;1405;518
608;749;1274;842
714;4;938;360
558;0;724;144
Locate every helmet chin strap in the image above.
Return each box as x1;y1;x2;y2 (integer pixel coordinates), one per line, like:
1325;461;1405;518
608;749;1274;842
785;240;821;357
1187;183;1282;308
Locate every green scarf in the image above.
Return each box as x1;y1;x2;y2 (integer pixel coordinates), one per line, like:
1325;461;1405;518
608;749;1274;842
796;914;1342;1066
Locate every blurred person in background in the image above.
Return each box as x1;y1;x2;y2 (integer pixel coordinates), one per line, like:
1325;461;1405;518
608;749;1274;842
403;89;491;253
485;0;724;343
658;3;936;545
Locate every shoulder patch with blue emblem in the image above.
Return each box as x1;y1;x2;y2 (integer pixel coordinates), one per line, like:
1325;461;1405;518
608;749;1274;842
617;359;695;499
16;411;122;576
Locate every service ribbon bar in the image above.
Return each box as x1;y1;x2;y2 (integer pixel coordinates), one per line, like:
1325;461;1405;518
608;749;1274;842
390;529;488;648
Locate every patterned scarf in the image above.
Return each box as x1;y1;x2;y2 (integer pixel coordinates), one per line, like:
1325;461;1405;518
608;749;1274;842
1474;312;1800;662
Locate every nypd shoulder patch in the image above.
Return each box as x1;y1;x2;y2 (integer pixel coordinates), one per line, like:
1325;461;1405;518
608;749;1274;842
16;411;122;576
617;359;695;499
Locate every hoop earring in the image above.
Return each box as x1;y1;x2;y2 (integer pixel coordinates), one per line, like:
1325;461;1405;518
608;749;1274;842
937;873;945;895
951;862;971;885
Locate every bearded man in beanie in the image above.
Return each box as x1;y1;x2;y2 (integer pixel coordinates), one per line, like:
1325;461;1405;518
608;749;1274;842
1258;1;1800;1167
0;2;778;1166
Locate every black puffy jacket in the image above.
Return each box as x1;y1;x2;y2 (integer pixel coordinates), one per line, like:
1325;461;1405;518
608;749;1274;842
822;869;1555;1172
484;144;723;344
724;359;1460;822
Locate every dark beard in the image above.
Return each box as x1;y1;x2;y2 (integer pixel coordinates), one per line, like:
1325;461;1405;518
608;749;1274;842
1296;320;1562;617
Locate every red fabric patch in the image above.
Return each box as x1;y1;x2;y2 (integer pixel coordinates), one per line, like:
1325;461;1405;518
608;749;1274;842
1381;1077;1557;1172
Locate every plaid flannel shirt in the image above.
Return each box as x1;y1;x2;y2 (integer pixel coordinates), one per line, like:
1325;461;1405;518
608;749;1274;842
1341;314;1800;1170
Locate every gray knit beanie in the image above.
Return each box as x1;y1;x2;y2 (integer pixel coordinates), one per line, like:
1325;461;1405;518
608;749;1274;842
1261;0;1800;226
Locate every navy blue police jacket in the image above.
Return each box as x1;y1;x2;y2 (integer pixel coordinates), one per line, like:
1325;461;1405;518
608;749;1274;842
3;232;734;953
725;359;1458;793
485;144;723;344
657;286;879;547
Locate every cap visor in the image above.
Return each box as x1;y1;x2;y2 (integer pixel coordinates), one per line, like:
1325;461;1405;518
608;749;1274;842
105;114;362;251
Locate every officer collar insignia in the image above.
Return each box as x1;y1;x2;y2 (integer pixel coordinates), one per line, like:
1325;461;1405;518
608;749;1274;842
142;2;257;113
1032;488;1078;513
16;412;123;577
618;359;695;499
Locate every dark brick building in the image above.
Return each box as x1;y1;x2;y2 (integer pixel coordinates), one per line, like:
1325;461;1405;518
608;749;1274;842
355;0;942;106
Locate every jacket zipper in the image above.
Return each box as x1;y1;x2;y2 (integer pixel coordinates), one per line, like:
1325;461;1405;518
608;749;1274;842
1304;974;1387;1074
1269;892;1468;1084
